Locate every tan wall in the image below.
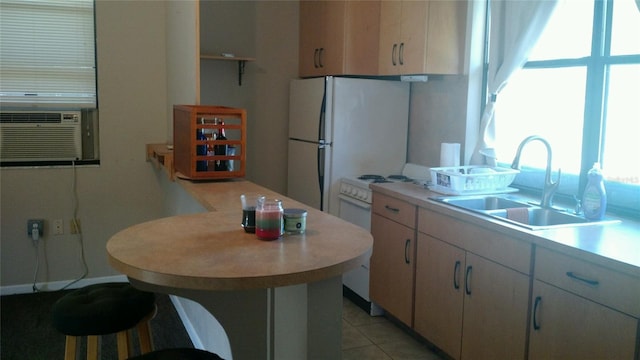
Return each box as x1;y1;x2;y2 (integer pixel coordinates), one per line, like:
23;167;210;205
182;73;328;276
1;1;168;289
1;0;477;289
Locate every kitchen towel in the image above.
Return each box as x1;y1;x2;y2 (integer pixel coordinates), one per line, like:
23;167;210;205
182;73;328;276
440;143;461;167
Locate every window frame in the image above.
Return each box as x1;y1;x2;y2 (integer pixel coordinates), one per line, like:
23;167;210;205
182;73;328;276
492;0;640;219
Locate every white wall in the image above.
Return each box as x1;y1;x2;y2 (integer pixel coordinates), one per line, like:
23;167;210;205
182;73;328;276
1;0;168;290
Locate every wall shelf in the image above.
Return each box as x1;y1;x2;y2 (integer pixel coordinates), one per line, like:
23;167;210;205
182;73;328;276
146;143;174;180
200;54;256;86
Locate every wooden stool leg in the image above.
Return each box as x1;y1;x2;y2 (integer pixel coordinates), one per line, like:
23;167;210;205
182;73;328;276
64;336;77;360
137;320;154;354
86;335;99;360
116;331;131;360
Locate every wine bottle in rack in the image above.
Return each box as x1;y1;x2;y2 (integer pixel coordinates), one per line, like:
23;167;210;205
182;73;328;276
214;119;228;171
196;118;207;171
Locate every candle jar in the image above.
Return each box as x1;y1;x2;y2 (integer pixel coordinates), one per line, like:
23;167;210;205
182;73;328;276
255;197;283;240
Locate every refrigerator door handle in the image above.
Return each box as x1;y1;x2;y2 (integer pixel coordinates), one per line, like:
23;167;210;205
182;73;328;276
317;80;328;211
317;145;325;211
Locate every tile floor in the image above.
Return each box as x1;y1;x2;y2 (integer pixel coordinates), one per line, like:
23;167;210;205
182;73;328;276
341;297;447;360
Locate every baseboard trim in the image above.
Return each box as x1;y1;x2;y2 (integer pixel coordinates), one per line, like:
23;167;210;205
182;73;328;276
0;275;128;296
169;295;205;349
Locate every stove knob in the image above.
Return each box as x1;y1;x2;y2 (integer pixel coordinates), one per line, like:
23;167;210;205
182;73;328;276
350;188;357;196
357;190;365;199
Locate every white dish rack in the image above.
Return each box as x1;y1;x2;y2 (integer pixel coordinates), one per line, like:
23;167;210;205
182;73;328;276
429;166;520;195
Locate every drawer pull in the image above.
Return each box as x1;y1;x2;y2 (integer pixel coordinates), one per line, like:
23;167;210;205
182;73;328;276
404;239;411;264
566;271;599;287
384;205;400;213
533;296;542;330
465;265;472;295
453;260;461;289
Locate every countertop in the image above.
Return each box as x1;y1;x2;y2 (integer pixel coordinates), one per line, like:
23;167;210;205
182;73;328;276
106;179;373;290
370;182;640;278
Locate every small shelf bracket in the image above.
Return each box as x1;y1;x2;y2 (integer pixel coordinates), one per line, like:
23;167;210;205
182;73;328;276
238;60;246;86
200;54;255;87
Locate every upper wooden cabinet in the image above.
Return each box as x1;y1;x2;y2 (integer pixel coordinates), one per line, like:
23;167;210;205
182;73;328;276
298;0;380;77
378;0;467;75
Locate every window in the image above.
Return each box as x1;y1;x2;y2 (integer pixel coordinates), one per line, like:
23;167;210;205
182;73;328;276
0;0;99;165
495;0;640;218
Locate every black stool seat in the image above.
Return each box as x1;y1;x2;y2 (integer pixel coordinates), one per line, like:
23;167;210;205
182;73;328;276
52;282;156;335
128;348;224;360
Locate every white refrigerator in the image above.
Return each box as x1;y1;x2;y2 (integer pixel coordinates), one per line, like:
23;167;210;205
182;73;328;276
287;76;410;216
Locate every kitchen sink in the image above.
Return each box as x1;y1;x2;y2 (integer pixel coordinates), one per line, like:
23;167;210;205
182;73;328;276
431;195;620;230
436;195;531;211
485;208;588;230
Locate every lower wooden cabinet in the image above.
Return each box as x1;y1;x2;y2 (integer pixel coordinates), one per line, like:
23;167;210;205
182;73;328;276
460;252;530;359
529;280;638;359
414;233;530;359
529;247;640;359
370;212;415;326
414;234;465;357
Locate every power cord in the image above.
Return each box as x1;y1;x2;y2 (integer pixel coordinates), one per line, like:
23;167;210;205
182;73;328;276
32;160;89;292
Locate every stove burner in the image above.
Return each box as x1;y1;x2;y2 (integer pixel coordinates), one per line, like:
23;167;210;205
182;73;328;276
387;175;413;182
358;174;385;181
372;179;392;183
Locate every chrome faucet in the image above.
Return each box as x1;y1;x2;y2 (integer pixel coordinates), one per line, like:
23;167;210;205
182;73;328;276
511;135;561;208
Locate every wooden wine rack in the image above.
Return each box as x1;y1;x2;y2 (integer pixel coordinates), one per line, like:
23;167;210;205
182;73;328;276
173;105;246;180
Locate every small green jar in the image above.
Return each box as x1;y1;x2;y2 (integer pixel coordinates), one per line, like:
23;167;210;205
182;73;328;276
283;209;307;234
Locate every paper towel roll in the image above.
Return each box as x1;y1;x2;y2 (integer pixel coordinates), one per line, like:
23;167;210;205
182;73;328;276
440;143;461;167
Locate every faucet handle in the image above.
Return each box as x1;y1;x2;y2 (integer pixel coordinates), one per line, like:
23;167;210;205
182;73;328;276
573;195;583;215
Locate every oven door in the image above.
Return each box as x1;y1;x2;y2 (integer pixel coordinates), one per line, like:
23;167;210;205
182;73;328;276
337;194;371;231
338;194;373;297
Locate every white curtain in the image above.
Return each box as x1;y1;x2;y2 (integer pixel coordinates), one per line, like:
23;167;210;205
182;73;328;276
470;0;559;166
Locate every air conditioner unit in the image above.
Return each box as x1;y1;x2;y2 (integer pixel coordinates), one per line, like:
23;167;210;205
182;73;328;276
0;111;83;162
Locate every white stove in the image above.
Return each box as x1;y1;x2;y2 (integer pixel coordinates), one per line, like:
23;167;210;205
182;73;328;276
338;164;430;315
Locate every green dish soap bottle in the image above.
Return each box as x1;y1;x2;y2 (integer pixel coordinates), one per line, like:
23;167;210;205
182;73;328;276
582;162;607;221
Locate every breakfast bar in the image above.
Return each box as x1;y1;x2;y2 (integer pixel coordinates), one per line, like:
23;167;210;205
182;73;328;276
106;180;373;360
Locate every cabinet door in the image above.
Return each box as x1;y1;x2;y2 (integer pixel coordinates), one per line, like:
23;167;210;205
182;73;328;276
299;1;346;77
529;280;638;360
423;0;466;74
414;233;465;359
299;0;326;77
460;253;530;360
370;213;415;326
398;0;429;74
378;1;402;75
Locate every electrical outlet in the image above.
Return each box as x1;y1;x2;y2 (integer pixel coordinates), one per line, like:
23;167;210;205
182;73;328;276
70;219;81;234
27;219;44;238
53;219;64;235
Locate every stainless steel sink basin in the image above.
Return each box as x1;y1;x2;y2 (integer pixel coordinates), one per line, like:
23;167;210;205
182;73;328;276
485;208;588;230
431;195;620;230
435;195;531;211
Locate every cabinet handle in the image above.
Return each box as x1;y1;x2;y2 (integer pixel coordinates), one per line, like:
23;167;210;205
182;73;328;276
566;271;599;286
313;48;319;68
399;42;404;65
453;260;461;289
533;296;542;330
464;265;472;295
404;239;411;264
318;48;324;68
384;204;400;213
392;43;397;66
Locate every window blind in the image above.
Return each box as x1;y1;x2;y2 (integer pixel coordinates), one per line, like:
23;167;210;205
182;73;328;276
0;0;96;108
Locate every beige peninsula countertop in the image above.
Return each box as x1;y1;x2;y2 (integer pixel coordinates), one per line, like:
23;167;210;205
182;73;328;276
370;182;640;278
107;179;373;290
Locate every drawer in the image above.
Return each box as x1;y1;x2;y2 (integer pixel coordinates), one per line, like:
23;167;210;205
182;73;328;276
418;207;532;275
372;193;416;228
535;246;640;317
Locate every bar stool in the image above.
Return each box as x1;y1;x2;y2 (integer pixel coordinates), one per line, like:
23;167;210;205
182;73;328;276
128;348;224;360
51;282;156;360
